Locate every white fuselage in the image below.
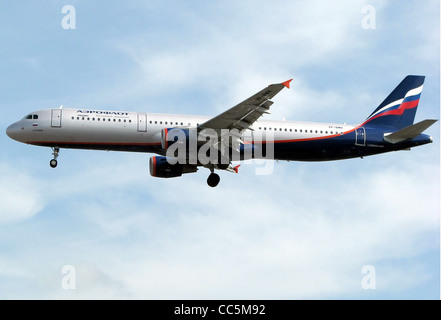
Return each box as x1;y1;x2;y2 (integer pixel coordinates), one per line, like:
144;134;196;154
6;108;355;154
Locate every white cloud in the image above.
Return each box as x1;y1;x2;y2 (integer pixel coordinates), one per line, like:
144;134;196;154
6;153;431;299
0;163;45;224
0;141;437;299
107;1;377;105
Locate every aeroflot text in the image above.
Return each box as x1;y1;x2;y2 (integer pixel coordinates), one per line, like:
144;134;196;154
77;110;129;116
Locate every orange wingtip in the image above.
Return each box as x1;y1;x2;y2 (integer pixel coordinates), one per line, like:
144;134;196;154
234;165;240;173
282;79;293;89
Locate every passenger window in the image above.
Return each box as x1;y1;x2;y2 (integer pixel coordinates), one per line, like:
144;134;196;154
71;116;74;120
290;129;292;132
300;129;302;133
119;119;121;122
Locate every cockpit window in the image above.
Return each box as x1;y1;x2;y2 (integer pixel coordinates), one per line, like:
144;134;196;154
23;114;38;120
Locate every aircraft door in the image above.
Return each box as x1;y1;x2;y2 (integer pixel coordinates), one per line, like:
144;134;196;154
355;127;366;146
51;109;62;127
137;114;147;132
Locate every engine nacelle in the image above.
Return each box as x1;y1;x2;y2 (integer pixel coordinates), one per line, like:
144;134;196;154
149;156;198;178
160;127;246;165
161;128;192;150
161;127;218;151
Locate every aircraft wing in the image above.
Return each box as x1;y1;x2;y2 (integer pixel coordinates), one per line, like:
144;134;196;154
198;79;292;131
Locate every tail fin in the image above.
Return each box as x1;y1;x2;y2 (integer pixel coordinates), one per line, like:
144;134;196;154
364;75;425;130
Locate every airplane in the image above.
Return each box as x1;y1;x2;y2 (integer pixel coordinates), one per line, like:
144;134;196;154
6;75;437;187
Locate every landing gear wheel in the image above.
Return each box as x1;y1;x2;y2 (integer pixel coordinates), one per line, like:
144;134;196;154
50;147;60;168
50;159;58;168
207;173;220;188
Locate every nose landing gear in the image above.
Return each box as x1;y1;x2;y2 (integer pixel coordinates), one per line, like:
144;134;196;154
50;147;60;168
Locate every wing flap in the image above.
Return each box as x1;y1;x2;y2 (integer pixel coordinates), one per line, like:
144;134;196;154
199;80;292;131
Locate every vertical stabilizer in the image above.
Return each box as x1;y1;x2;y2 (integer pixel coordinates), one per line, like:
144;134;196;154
364;75;425;130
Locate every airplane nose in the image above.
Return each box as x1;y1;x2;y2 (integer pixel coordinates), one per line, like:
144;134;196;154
6;124;13;139
6;123;20;141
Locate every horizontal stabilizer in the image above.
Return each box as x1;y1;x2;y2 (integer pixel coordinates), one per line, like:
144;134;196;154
384;119;437;144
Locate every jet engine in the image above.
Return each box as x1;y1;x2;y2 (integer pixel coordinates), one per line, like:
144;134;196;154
161;128;192;151
149;156;197;178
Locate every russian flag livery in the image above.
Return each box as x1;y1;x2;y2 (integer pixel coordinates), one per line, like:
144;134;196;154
364;75;425;130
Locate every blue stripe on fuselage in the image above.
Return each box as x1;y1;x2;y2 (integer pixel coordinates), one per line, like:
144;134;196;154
248;127;432;162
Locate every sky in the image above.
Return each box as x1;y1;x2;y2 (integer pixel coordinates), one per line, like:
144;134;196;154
0;0;439;299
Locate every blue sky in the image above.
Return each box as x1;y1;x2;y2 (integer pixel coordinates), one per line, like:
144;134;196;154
0;0;439;299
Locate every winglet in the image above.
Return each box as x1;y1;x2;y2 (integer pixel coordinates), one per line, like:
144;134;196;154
282;79;293;89
233;165;240;173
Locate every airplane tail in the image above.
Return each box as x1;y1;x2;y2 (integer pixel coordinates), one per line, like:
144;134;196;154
363;75;425;130
384;119;437;144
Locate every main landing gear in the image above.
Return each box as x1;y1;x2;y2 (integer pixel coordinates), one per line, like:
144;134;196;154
205;163;239;187
207;172;220;188
206;165;220;187
50;147;60;168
